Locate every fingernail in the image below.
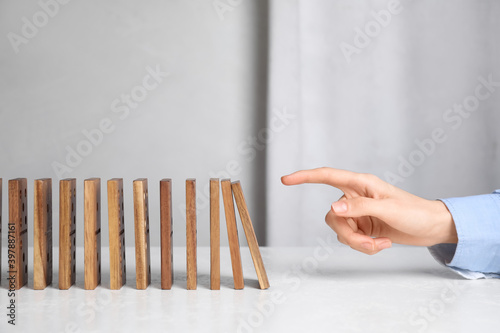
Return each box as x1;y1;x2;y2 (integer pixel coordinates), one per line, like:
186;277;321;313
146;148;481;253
332;201;347;213
361;242;373;250
379;241;392;250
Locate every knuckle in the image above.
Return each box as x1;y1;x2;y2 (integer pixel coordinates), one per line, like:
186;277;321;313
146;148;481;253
349;173;364;187
345;199;358;212
318;167;331;181
351;197;369;213
325;220;334;230
324;211;335;228
324;210;332;222
371;175;381;185
362;246;378;255
317;167;328;175
361;173;378;183
353;198;364;210
337;235;346;245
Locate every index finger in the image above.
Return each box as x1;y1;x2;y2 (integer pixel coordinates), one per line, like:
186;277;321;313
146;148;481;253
281;167;358;188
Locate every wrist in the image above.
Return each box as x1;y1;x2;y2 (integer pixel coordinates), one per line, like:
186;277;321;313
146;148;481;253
433;200;458;244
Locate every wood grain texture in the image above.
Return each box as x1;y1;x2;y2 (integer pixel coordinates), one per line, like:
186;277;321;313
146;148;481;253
8;178;28;289
108;178;126;290
134;179;151;290
160;179;173;290
59;179;76;290
34;178;53;290
232;181;270;289
210;178;220;290
221;179;244;290
84;178;101;290
186;179;197;290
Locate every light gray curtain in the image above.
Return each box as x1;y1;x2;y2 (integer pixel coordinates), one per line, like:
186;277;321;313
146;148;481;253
267;0;500;246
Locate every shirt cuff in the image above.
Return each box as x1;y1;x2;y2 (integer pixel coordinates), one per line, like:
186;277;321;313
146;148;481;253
428;190;500;279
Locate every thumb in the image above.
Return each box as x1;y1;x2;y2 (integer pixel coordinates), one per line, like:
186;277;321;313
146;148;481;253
331;197;395;221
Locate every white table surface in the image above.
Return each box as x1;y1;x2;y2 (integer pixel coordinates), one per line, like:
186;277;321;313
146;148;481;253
0;244;499;333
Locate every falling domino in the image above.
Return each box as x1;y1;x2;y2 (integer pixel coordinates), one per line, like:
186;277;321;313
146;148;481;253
221;179;244;290
9;178;28;289
160;179;173;290
34;178;53;290
59;179;76;290
210;178;220;290
134;179;151;290
84;178;101;290
232;181;270;289
186;179;197;290
108;178;126;290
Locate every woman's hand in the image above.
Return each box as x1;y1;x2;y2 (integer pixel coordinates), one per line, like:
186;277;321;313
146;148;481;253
281;167;458;255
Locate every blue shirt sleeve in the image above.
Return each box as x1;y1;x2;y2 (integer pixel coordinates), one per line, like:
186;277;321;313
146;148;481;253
428;190;500;279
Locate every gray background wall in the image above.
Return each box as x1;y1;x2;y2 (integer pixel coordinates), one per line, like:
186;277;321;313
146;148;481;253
0;0;269;247
2;0;499;250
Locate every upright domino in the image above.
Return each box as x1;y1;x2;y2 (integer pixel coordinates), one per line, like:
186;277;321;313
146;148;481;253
134;179;151;289
221;179;244;290
59;179;76;290
186;179;197;290
84;178;101;290
210;178;220;290
1;176;269;293
34;178;53;290
108;179;126;290
232;181;270;289
160;179;173;290
8;178;28;289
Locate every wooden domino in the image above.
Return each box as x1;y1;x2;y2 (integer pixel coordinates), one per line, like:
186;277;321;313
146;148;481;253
0;176;269;292
160;179;173;290
210;178;220;290
232;181;270;289
8;178;28;289
59;179;76;290
34;178;53;290
221;179;244;290
108;178;126;290
186;179;197;290
134;179;151;289
84;178;101;290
